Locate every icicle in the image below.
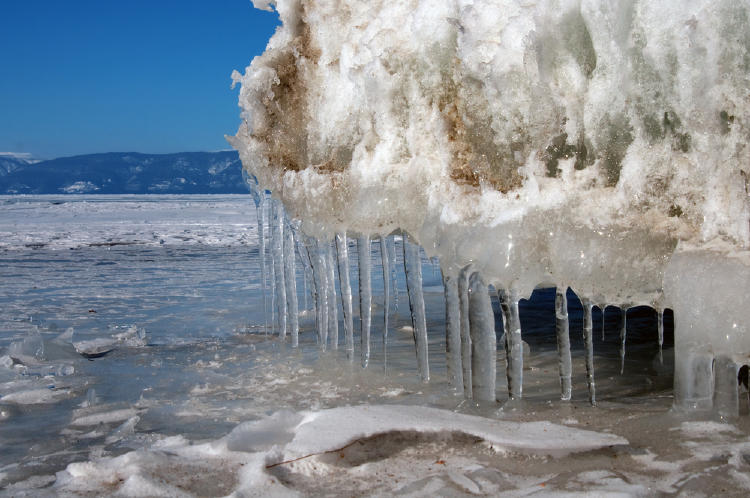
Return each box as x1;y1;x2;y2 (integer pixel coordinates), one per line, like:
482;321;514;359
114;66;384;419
403;233;429;382
307;237;329;348
295;231;314;311
272;201;287;338
274;199;276;334
246;175;270;334
443;272;463;393
335;232;354;359
714;355;740;417
250;188;269;335
468;272;496;402
380;236;390;371
358;235;372;368
555;287;572;401
619;307;627;375
301;266;308;311
657;309;664;365
499;288;523;399
458;265;473;398
283;219;299;347
326;242;339;349
387;236;398;309
582;298;596;405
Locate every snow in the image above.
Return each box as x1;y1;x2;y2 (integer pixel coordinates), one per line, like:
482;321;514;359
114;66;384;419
51;404;628;496
0;195;257;250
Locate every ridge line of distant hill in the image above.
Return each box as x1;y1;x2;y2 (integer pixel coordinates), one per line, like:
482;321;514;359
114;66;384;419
0;150;248;195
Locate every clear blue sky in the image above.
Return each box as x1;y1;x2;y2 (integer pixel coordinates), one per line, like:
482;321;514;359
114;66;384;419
0;1;280;159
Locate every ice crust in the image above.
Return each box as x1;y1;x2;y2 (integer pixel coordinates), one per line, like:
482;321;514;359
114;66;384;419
231;0;750;409
51;404;627;496
281;404;627;458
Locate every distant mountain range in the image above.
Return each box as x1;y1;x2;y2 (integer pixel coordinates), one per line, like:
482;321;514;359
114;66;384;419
0;151;249;194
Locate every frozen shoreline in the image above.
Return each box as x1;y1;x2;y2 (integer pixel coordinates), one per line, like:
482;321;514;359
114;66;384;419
1;195;749;496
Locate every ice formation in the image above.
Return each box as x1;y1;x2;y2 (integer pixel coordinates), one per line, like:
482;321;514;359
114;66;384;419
231;0;750;412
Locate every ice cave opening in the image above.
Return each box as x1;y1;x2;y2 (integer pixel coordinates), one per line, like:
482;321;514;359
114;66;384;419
230;0;750;416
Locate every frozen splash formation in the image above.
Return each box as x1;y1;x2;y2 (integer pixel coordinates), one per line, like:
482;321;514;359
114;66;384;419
230;0;750;412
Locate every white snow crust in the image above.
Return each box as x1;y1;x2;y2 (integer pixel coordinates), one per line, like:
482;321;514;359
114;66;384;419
52;404;627;496
280;404;627;458
231;0;750;303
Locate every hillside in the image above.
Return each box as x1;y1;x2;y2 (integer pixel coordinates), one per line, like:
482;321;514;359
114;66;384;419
0;151;247;194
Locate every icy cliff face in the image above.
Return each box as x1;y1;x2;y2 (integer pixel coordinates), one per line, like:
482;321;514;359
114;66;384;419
230;0;750;408
230;0;749;303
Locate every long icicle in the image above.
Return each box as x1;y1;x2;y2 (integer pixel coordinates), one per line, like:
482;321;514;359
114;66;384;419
657;309;664;365
251;189;269;334
459;265;473;398
387;236;398;309
326;241;339;349
403;233;429;382
555;287;572;401
269;199;276;335
582;298;596;405
299;246;308;311
619;307;628;375
294;229;314;311
380;236;390;372
468;272;496;402
306;237;328;348
283;218;299;347
499;288;523;399
316;239;330;348
443;271;463;394
358;235;372;368
272;200;287;339
335;232;354;359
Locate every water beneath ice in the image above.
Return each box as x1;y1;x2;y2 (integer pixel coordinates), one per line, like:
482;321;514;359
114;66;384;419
1;195;749;496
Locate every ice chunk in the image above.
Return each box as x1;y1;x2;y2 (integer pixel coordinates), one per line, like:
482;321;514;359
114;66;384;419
73;338;116;359
283;405;628;459
8;328;45;363
231;0;750;411
226;410;303;452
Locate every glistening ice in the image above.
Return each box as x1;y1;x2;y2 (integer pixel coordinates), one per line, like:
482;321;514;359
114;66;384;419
230;0;750;413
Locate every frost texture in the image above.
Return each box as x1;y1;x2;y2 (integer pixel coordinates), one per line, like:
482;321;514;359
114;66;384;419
231;0;750;410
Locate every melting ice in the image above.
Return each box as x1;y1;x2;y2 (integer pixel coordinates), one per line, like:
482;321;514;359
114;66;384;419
2;0;750;494
230;0;750;414
0;195;749;495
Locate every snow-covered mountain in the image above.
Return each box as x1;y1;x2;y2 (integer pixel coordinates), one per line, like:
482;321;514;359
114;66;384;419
0;151;247;194
0;152;39;176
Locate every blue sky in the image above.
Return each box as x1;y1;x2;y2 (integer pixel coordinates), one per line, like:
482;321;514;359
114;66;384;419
0;1;280;159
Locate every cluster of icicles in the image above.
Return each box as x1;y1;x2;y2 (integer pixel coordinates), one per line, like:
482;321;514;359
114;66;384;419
248;179;667;405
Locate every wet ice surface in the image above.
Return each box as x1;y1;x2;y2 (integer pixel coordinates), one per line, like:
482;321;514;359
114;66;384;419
1;196;749;496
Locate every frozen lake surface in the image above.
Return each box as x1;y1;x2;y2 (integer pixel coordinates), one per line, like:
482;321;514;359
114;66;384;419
1;195;749;496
